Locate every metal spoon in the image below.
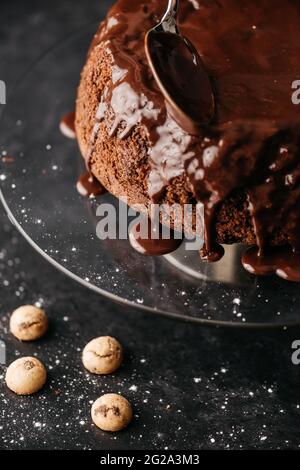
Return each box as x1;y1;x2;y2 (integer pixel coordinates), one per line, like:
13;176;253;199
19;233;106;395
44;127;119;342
145;0;215;135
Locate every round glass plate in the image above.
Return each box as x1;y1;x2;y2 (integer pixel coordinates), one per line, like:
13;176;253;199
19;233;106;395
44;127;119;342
0;22;299;328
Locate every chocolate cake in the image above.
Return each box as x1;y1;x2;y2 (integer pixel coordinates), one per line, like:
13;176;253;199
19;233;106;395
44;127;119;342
75;0;300;265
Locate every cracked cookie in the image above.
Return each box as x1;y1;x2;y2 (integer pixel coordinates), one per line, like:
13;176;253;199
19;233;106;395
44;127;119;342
10;305;48;341
91;393;132;432
82;336;123;375
5;357;47;395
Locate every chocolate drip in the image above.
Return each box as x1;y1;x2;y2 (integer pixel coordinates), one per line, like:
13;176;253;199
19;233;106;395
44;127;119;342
1;155;14;163
248;128;300;254
86;0;300;268
60;112;76;139
76;172;107;198
185;122;300;259
129;219;182;256
242;246;300;283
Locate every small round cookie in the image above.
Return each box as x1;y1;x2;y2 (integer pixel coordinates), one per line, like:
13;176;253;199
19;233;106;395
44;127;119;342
82;336;123;375
91;394;133;432
10;305;48;341
5;357;47;395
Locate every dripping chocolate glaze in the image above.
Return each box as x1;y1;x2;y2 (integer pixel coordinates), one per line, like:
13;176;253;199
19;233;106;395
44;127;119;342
129;219;182;256
59;112;106;198
86;0;300;265
76;172;107;198
242;246;300;283
60;112;76;139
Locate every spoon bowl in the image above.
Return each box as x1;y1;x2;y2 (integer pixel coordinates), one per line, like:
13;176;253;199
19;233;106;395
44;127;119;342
145;0;215;135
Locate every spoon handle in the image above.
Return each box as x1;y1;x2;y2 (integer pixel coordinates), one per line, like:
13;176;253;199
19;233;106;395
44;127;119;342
161;0;179;32
167;0;179;18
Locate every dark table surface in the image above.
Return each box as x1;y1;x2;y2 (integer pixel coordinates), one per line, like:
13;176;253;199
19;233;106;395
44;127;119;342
0;0;300;451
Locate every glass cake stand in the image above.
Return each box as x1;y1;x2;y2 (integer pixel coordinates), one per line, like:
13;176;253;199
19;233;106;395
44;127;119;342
0;22;299;329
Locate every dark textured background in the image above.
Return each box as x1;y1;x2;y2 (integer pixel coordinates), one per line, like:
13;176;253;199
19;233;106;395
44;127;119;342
0;0;300;450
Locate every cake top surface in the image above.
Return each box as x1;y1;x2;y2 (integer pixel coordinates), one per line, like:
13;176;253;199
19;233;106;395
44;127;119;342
96;0;300;124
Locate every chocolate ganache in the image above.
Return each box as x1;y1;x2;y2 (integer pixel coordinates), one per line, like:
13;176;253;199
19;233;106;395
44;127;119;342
81;0;300;272
129;219;182;256
60;112;76;139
